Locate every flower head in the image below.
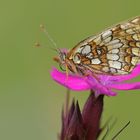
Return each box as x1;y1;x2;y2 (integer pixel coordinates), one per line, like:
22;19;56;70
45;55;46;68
51;64;140;96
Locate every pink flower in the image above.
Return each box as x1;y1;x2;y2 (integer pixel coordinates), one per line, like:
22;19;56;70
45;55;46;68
51;64;140;96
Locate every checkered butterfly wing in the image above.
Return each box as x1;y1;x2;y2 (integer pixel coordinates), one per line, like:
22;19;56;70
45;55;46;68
68;17;140;75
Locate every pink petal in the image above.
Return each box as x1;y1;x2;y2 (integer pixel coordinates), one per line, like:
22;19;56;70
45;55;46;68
51;68;117;96
109;82;140;90
105;64;140;82
51;68;91;91
86;77;117;96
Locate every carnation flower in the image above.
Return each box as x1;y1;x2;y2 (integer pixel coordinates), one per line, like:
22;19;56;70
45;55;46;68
51;64;140;96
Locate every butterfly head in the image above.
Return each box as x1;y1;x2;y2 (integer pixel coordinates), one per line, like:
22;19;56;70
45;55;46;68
58;50;67;70
54;49;78;74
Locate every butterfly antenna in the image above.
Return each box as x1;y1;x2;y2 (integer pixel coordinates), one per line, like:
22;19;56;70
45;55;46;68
40;24;60;52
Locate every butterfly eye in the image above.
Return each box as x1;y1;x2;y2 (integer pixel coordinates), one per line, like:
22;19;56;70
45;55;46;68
59;51;66;62
59;63;66;71
73;54;81;64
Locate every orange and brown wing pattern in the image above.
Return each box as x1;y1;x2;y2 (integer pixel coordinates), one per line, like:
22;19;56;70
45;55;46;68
68;17;140;75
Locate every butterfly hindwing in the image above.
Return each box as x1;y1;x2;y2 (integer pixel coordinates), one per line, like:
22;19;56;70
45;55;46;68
68;17;140;75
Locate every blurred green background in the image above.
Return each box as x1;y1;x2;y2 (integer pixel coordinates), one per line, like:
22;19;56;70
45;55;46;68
0;0;140;139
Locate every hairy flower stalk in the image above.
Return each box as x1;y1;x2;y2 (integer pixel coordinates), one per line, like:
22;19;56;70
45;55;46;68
60;91;104;140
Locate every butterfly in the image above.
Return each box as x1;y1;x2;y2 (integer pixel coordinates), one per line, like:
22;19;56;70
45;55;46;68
54;17;140;76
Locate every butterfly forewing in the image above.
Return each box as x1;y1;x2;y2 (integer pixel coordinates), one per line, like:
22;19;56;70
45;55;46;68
68;17;140;75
